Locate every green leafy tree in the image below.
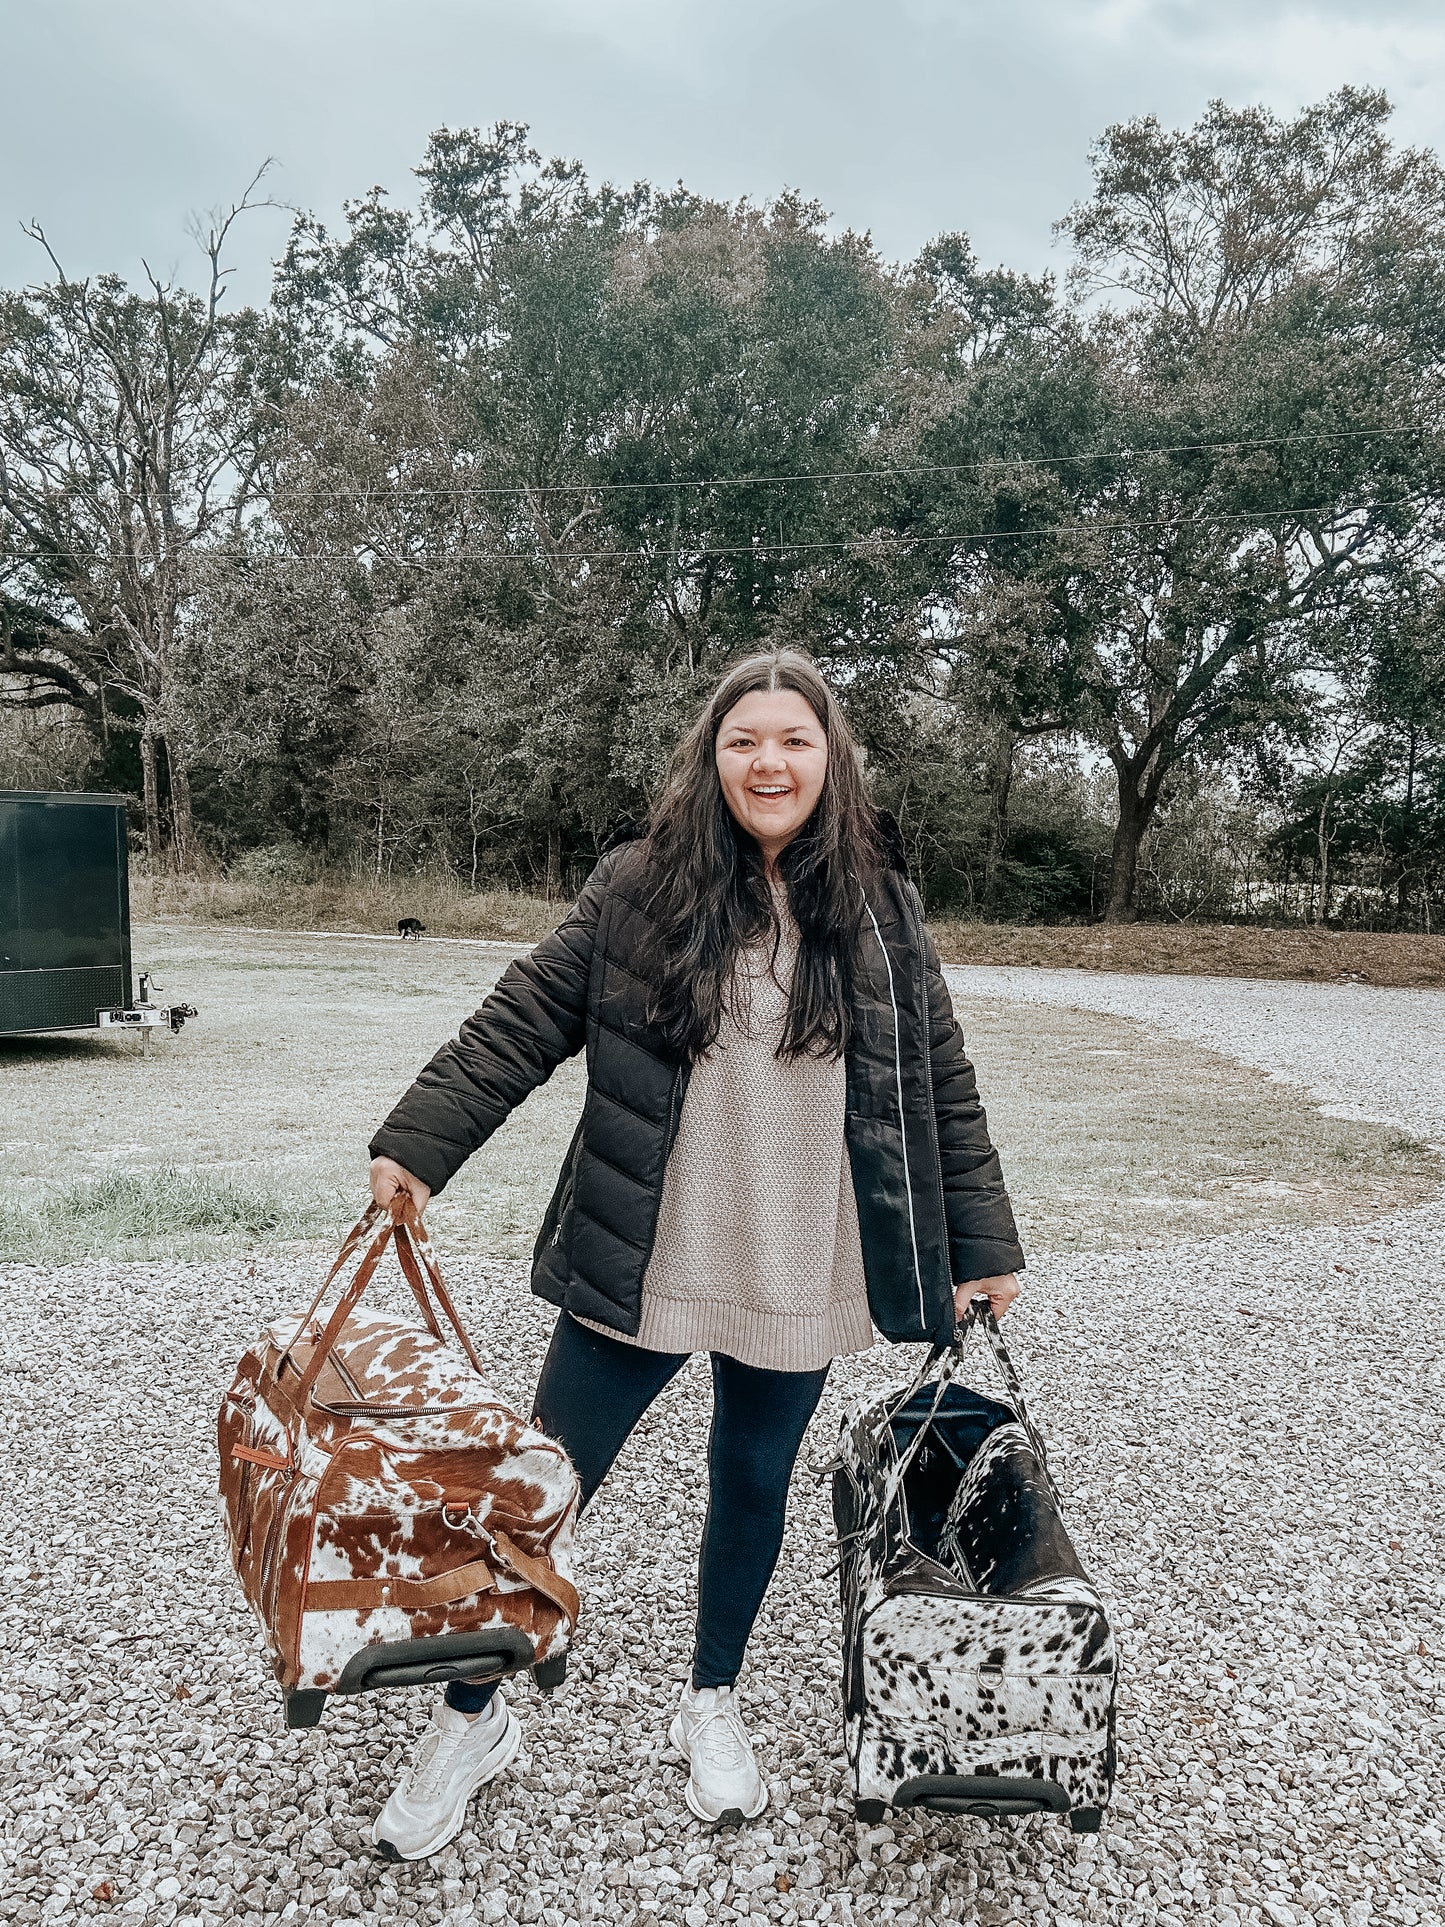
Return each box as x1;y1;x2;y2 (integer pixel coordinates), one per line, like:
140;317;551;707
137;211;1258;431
0;176;276;864
218;127;899;881
1053;88;1445;918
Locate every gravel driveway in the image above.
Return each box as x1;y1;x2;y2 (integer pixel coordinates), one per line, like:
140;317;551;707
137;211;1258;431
2;973;1441;1927
947;968;1445;1145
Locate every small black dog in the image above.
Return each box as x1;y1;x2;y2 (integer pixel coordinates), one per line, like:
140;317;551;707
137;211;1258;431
397;917;426;941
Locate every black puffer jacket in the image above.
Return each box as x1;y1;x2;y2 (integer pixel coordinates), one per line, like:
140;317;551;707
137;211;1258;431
371;840;1024;1347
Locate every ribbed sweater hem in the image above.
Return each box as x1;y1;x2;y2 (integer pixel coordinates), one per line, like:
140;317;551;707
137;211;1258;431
574;1292;876;1374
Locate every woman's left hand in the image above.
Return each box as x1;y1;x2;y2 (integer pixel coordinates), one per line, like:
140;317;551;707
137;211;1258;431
954;1273;1020;1323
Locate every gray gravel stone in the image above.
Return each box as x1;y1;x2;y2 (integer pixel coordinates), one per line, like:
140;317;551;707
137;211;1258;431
2;973;1442;1925
947;965;1445;1144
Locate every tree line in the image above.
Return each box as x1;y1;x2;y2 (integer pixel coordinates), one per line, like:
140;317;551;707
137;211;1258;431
2;89;1443;924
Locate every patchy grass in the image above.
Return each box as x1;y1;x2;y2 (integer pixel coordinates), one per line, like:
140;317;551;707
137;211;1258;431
0;925;583;1264
1;923;1435;1264
0;1167;333;1263
931;917;1445;988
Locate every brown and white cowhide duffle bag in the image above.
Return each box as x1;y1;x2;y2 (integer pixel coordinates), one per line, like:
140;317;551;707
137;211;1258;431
831;1295;1117;1833
217;1195;581;1729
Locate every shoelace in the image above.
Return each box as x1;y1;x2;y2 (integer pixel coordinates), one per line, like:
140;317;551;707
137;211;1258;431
689;1698;753;1775
404;1723;473;1802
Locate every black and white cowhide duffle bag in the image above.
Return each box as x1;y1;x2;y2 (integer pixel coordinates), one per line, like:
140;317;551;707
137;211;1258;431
830;1294;1118;1833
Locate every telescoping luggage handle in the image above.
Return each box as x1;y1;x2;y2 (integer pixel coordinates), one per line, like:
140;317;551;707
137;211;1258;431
884;1293;1061;1511
277;1194;486;1422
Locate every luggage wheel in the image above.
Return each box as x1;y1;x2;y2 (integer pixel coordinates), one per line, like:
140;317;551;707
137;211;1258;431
1068;1808;1103;1834
285;1690;327;1730
533;1654;567;1694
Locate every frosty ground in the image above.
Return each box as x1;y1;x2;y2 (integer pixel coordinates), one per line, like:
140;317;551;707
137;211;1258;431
1;942;1441;1927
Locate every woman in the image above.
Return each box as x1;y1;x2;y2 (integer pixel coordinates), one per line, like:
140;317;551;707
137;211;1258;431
366;649;1024;1861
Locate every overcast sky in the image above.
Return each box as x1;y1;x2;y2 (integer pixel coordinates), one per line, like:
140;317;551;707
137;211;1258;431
5;1;1445;303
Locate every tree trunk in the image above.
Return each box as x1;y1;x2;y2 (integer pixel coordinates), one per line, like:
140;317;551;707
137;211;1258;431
545;821;562;900
1315;792;1332;927
1104;779;1153;922
982;730;1017;915
1397;723;1417;924
139;719;163;864
167;741;195;876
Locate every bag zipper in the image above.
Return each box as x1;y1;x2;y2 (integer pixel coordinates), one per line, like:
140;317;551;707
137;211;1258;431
224;1395;259;1565
312;1397;506;1419
882;1561;979;1601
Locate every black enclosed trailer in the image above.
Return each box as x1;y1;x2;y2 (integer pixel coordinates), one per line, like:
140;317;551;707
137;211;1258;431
0;790;133;1035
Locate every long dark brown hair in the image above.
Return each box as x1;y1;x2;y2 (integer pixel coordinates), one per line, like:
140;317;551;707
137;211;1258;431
644;650;882;1062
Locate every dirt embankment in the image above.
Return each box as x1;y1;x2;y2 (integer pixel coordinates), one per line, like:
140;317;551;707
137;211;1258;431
930;918;1445;988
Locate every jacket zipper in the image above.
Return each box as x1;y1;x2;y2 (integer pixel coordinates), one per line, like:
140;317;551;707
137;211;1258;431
550;1120;584;1248
863;896;927;1335
912;896;953;1299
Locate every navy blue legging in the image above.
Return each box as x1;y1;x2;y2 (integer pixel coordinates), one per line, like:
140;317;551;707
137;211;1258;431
447;1312;827;1712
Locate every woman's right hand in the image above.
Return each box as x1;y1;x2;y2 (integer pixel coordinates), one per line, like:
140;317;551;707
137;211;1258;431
369;1156;431;1216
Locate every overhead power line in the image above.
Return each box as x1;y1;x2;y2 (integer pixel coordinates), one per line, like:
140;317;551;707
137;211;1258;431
249;424;1433;502
14;496;1422;568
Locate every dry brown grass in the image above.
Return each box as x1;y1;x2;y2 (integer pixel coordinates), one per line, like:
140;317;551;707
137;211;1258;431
131;869;562;944
930;918;1445;988
952;996;1439;1254
135;869;1445;987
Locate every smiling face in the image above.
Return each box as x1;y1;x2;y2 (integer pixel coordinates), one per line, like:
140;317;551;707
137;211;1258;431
714;688;829;866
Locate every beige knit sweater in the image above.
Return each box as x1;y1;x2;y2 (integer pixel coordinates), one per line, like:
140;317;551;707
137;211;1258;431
577;900;875;1373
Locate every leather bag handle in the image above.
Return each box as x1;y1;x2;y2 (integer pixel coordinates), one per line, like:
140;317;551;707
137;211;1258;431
953;1292;1061;1505
285;1211;399;1414
389;1200;486;1376
280;1196;484;1421
879;1293;1060;1511
280;1196;455;1365
279;1200;388;1369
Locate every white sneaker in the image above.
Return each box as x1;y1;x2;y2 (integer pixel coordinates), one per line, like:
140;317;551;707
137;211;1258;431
669;1682;768;1825
373;1692;521;1861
